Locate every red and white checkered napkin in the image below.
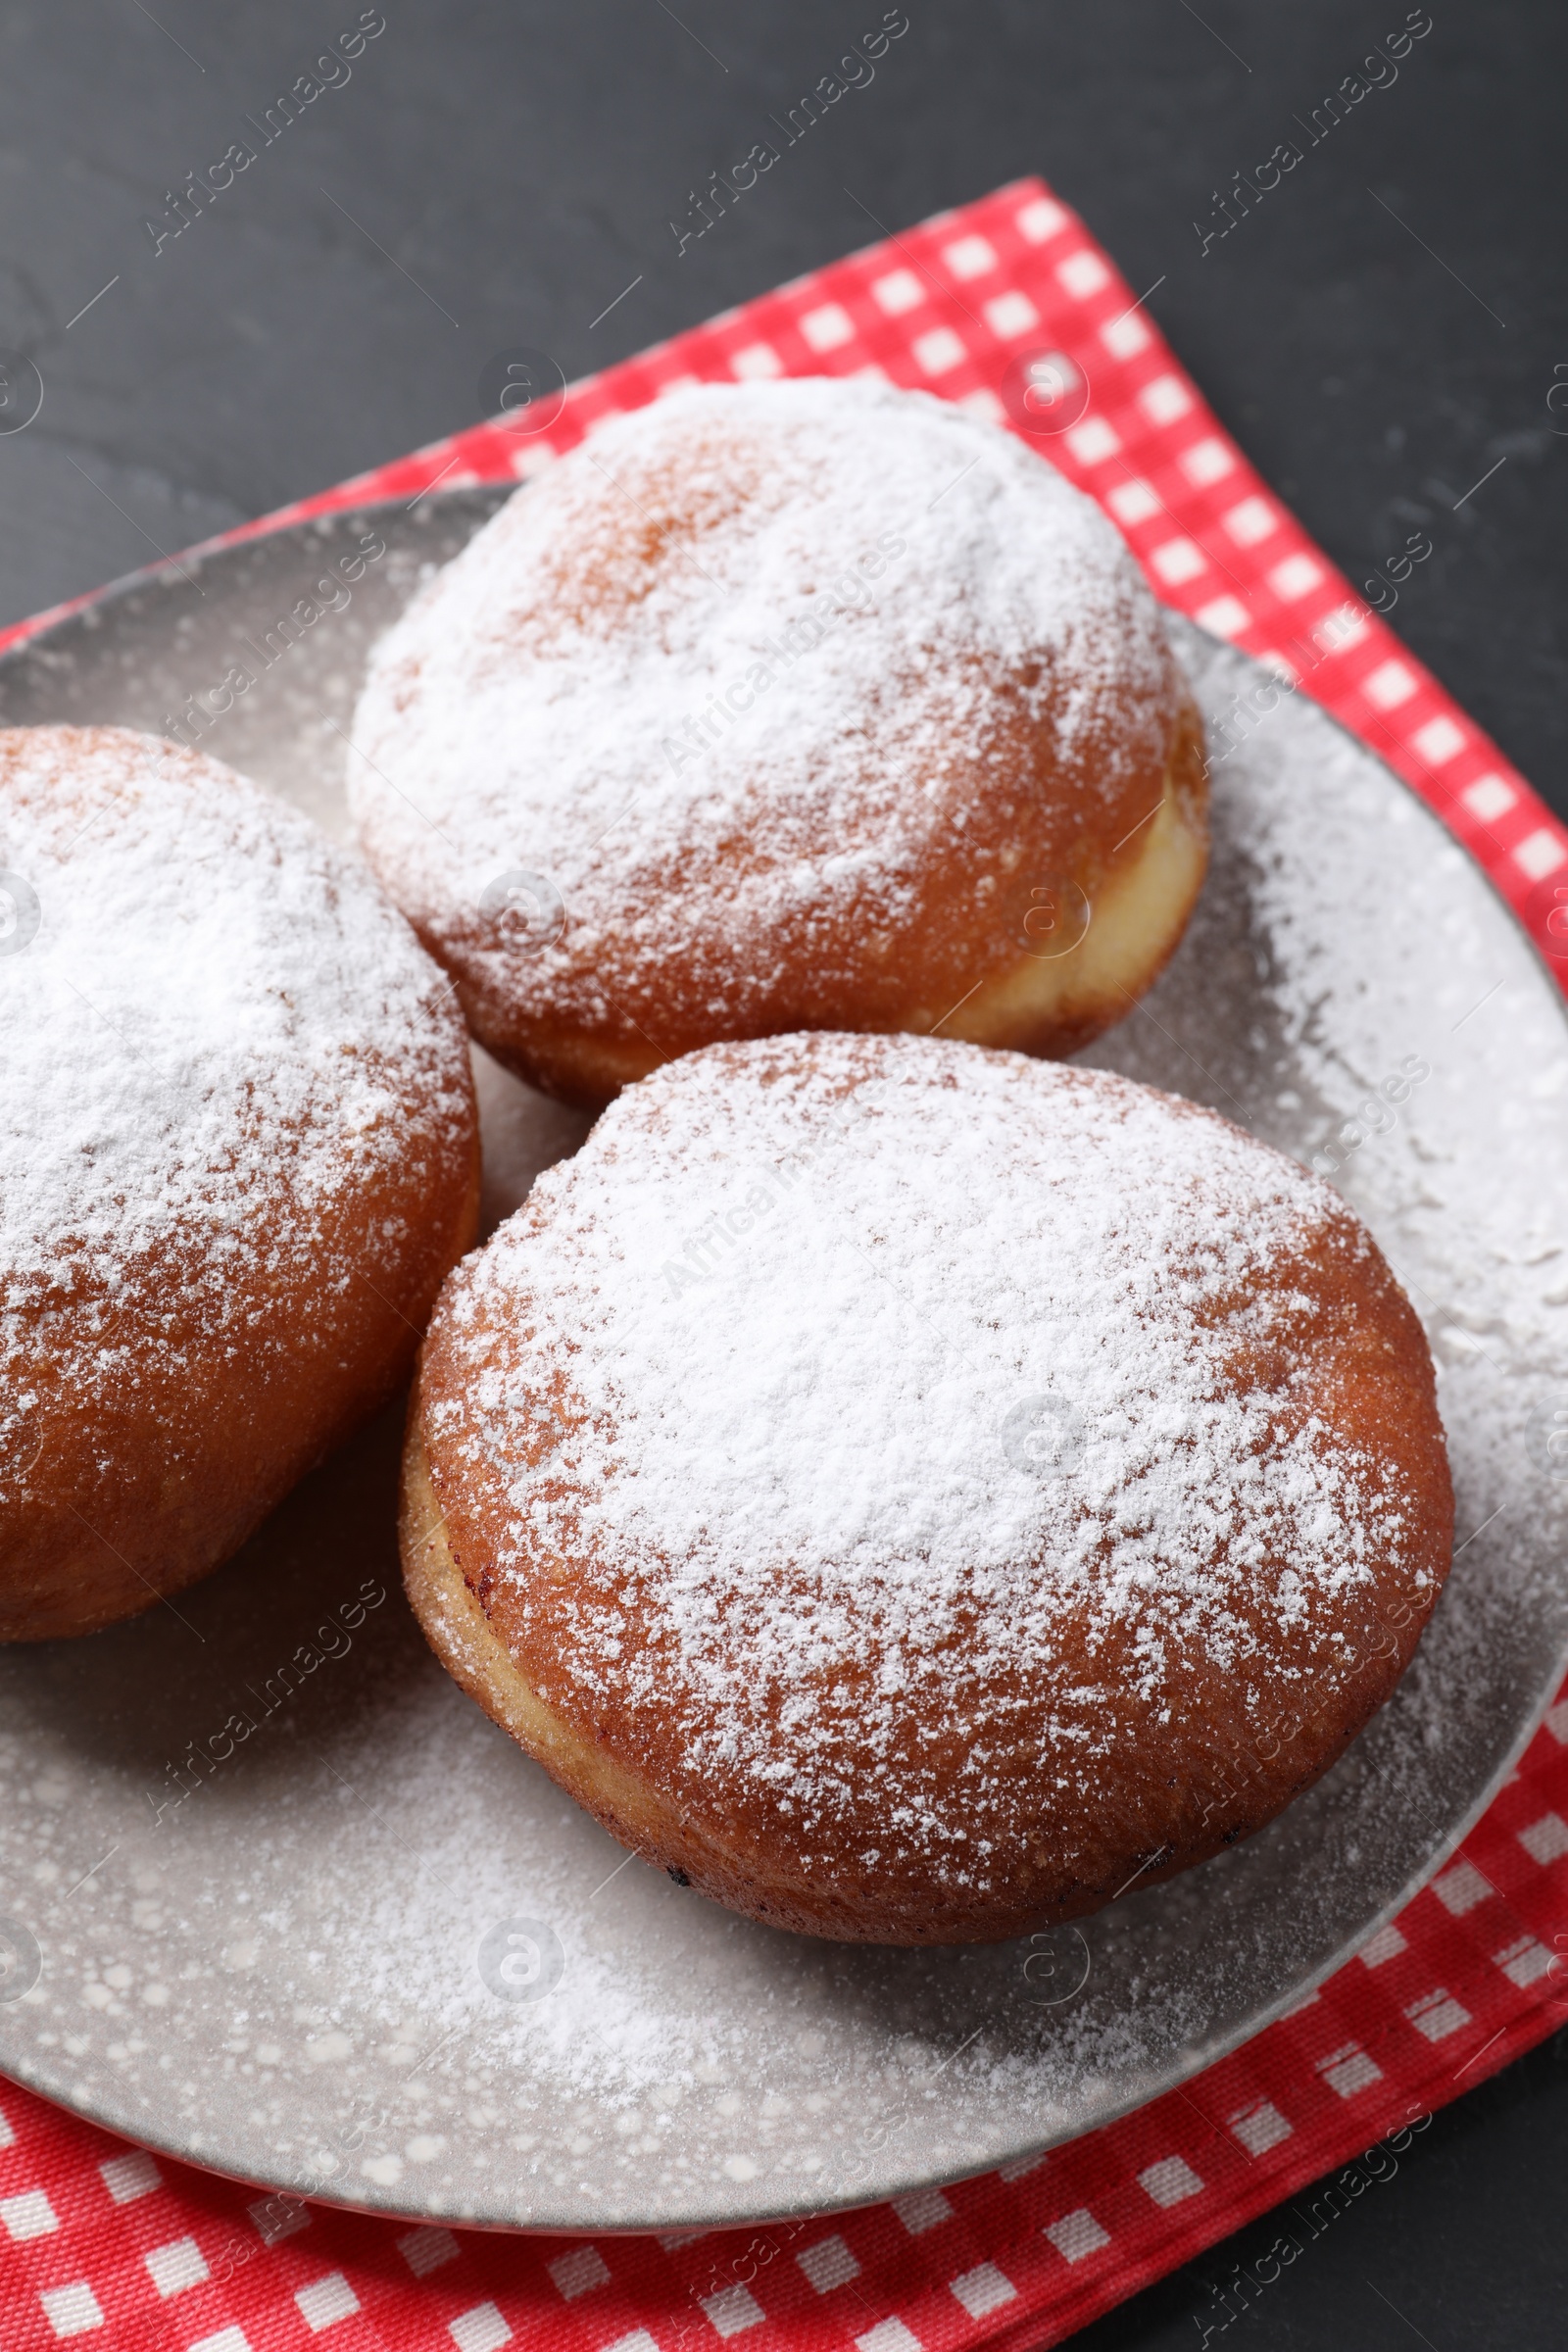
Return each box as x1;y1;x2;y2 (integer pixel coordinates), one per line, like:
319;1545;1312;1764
5;177;1568;2352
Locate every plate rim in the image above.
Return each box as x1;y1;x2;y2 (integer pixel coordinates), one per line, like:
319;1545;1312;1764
1;509;1565;2233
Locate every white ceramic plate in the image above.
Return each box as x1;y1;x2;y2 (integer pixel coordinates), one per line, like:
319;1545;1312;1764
2;494;1566;2232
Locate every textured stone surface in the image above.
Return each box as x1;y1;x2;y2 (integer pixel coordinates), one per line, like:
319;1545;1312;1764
0;3;1563;824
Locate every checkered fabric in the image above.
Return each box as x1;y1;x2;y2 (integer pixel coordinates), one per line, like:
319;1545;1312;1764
3;178;1566;2352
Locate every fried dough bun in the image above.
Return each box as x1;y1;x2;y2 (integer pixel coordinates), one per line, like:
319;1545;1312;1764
350;377;1208;1108
403;1034;1451;1944
0;725;479;1641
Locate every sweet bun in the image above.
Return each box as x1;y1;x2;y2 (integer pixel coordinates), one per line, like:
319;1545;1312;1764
1;724;479;1642
350;376;1207;1108
403;1033;1451;1944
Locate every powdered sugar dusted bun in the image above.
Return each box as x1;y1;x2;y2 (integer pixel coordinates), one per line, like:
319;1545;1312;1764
350;377;1207;1107
1;725;480;1642
404;1033;1451;1945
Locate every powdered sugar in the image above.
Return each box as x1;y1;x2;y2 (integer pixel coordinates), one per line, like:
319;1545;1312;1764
347;377;1174;1025
427;1036;1433;1877
1;725;469;1445
1;553;1561;2231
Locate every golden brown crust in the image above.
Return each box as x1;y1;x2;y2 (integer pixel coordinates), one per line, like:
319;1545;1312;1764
456;696;1210;1110
350;381;1211;1111
0;723;482;1642
404;1266;1451;1943
402;1045;1453;1945
6;1152;478;1642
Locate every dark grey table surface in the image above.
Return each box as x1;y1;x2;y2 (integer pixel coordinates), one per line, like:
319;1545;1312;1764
2;1;1565;2340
